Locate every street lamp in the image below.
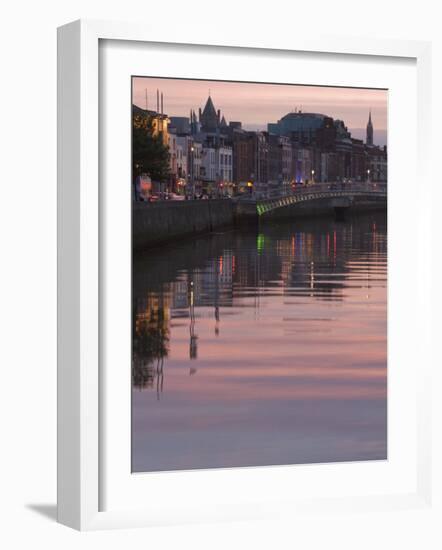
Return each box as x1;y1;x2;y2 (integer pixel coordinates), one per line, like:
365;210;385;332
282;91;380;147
367;168;371;183
311;169;315;184
189;145;195;198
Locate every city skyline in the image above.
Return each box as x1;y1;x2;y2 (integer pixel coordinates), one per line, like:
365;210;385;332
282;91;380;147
132;76;388;147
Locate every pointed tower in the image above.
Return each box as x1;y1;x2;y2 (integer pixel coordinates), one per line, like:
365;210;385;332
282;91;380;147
189;109;199;135
200;95;219;131
366;110;373;146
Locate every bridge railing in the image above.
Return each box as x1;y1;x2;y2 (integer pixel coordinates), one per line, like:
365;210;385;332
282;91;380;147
235;182;387;202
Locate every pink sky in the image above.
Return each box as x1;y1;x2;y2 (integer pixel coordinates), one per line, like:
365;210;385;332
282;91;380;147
132;76;388;146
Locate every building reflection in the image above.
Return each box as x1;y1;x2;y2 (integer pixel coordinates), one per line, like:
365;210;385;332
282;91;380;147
132;213;387;393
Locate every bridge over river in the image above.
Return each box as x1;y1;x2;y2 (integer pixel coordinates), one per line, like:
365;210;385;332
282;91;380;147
234;182;387;222
133;182;387;249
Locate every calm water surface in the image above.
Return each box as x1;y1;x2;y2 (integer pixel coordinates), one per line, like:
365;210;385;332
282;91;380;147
132;213;387;472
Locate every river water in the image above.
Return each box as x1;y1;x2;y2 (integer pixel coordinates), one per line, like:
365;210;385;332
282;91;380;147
132;212;387;472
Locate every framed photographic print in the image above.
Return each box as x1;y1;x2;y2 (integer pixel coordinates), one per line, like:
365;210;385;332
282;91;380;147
57;20;434;530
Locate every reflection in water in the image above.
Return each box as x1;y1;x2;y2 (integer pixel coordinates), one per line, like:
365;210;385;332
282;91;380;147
132;295;169;399
132;213;387;472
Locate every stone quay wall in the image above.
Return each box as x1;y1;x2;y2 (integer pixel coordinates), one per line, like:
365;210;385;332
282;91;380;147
133;194;386;249
133;199;234;250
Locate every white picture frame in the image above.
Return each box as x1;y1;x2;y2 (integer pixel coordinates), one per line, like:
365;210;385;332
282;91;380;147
57;19;434;531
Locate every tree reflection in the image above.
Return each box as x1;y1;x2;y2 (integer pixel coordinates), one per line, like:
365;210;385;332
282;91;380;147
132;296;169;398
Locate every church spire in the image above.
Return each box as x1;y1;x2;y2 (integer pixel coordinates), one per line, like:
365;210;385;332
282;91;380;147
366;109;373;146
200;94;219;131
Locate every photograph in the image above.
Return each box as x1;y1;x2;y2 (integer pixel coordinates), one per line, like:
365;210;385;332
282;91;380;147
131;76;388;473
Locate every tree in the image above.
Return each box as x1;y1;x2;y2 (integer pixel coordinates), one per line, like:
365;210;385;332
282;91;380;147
132;112;170;183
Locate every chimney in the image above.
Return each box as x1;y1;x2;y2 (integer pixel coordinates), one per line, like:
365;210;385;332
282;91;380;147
161;93;164;115
156;89;159;113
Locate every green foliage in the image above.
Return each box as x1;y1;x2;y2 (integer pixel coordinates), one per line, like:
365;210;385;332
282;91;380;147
132;113;170;183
